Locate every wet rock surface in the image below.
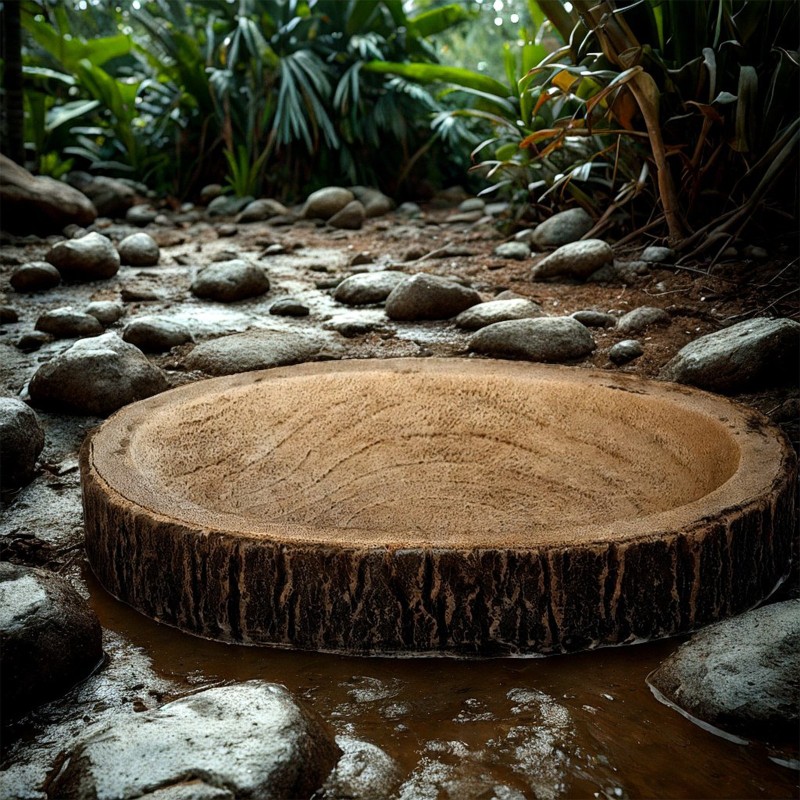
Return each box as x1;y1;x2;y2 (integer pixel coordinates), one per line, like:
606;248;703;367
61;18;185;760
648;600;800;740
45;232;120;282
455;298;545;330
28;333;168;415
0;398;45;489
184;329;344;375
660;317;800;393
0;154;97;234
304;187;355;220
10;262;61;293
385;274;481;320
334;270;406;305
190;259;270;302
117;232;160;267
0;562;102;718
469;316;596;362
45;681;341;800
122;316;194;352
35;307;104;339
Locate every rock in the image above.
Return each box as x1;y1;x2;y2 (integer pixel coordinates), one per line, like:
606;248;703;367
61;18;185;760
397;201;421;216
45;231;120;282
588;259;649;285
236;198;288;223
190;260;270;303
125;204;158;226
207;195;253;217
455;298;545;331
0;154;97;234
35;307;105;339
0;397;44;489
328;200;365;230
514;228;536;244
10;261;61;292
199;183;224;204
28;332;168;415
320;736;402;800
122;317;194;352
459;197;485;213
494;241;531;261
184;329;344;376
45;681;341;800
120;285;162;302
649;600;800;739
617;306;671;334
333;271;406;306
447;210;483;224
303;187;354;220
350;186;394;218
571;309;616;328
269;298;310;317
0;305;19;323
384;274;481;321
118;232;160;267
85;300;125;326
744;245;768;260
641;245;675;263
0;562;103;717
17;331;50;353
531;239;613;281
660;317;800;393
66;172;136;218
323;312;389;338
609;339;644;364
216;223;238;238
469;317;596;362
532;207;593;248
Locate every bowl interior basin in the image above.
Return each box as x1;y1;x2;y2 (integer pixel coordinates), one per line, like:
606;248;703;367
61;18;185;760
112;361;741;547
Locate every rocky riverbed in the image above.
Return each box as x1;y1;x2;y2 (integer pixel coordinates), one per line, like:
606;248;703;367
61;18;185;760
1;179;798;798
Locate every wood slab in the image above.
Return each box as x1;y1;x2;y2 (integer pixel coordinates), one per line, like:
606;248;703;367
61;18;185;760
81;358;796;655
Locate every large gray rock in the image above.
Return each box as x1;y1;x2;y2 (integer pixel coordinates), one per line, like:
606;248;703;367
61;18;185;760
45;232;120;282
66;172;136;218
45;681;341;800
117;232;160;267
35;307;104;339
0;154;97;234
455;298;545;331
660;317;800;393
190;260;270;303
0;562;103;717
28;332;168;415
531;239;613;281
0;397;45;489
385;274;481;321
122;316;194;352
303;187;354;220
648;600;800;739
333;271;406;306
469;317;596;362
184;329;344;376
10;261;61;293
532;207;594;248
329;200;365;230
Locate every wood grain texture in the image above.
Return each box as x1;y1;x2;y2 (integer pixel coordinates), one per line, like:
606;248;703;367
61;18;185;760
81;359;796;655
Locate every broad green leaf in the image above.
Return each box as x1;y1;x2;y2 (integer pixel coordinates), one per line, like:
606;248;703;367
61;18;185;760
363;61;511;98
408;4;472;39
22;66;76;86
46;99;101;133
345;0;380;35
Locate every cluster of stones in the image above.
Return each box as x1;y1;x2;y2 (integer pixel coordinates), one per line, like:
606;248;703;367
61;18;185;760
1;156;798;785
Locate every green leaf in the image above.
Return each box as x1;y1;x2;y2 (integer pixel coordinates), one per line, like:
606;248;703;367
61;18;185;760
733;65;757;153
363;61;511;98
408;4;472;38
46;99;101;133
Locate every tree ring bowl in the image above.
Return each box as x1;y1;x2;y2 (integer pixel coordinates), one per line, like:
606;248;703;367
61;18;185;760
81;358;796;656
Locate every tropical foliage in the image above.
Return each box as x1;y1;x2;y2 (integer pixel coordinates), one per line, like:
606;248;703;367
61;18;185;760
16;0;482;199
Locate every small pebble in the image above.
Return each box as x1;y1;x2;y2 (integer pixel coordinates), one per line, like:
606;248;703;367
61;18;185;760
270;298;310;317
609;339;644;364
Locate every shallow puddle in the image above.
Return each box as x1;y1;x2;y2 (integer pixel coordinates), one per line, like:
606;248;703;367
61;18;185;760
17;569;787;799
